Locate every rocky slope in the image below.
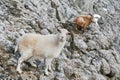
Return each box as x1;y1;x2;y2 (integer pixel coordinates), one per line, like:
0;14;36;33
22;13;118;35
0;0;120;80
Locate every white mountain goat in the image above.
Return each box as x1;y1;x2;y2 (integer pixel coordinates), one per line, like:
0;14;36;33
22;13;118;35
15;28;69;75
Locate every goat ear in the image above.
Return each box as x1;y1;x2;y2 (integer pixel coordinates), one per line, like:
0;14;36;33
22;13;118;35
88;13;93;18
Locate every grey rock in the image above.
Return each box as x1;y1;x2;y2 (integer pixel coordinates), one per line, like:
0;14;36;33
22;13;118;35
63;66;74;78
62;48;71;59
54;59;66;72
0;66;4;72
46;23;56;33
93;73;107;80
39;74;50;80
40;29;50;35
87;40;97;50
0;33;6;49
20;73;38;80
19;29;25;35
101;58;111;75
74;38;88;49
71;51;80;59
99;50;117;65
88;65;97;73
7;57;17;66
54;72;69;80
109;65;118;77
91;57;102;72
0;0;119;79
0;73;4;79
4;40;14;52
0;21;5;32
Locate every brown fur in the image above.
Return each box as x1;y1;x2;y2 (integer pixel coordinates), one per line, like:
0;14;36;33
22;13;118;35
74;14;93;33
19;34;37;48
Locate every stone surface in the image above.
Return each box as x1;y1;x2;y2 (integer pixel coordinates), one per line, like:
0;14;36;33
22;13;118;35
0;0;120;79
101;58;111;75
74;37;88;49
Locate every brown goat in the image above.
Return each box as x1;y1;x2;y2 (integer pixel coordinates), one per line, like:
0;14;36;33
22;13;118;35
74;14;93;33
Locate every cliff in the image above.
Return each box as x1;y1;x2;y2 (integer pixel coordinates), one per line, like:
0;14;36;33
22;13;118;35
0;0;120;80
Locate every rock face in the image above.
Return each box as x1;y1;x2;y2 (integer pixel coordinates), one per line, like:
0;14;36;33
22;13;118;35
0;0;120;80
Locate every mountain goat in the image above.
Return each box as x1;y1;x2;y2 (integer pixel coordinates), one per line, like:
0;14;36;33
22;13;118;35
74;14;93;33
15;28;69;75
74;14;101;33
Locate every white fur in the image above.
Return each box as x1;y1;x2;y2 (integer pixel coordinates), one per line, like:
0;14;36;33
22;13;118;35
15;29;69;75
93;14;101;25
